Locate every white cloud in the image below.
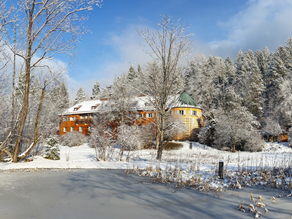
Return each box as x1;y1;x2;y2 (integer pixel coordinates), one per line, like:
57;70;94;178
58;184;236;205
194;0;292;59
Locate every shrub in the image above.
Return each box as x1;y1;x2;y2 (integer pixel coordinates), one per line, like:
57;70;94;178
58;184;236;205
59;131;87;147
43;138;60;160
163;142;183;150
200;107;265;152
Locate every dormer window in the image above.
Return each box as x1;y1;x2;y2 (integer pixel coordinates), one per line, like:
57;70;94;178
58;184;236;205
73;105;82;111
91;104;100;110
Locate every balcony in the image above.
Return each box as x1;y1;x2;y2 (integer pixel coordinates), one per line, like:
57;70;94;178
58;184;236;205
75;118;92;125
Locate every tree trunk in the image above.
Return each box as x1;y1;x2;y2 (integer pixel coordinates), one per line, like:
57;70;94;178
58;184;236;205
156;115;165;160
13;58;31;162
232;139;236;153
13;3;34;163
155;113;160;149
33;83;46;144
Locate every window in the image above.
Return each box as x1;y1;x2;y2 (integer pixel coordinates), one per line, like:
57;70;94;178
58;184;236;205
70;127;74;132
63;127;67;132
80;116;84;119
146;113;153;118
79;127;83;132
73;105;82;111
70;117;75;121
62;117;68;122
137;113;143;119
192;110;197;116
91;104;100;110
109;125;113;132
178;110;185;115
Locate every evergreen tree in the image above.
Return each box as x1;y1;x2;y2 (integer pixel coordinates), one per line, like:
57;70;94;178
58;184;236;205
224;56;236;85
127;65;136;81
137;64;142;75
59;82;70;110
234;50;265;117
74;87;87;105
43;138;60;160
92;81;100;99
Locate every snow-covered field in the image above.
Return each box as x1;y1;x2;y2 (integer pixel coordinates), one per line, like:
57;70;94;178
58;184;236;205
1;141;291;170
1;141;292;192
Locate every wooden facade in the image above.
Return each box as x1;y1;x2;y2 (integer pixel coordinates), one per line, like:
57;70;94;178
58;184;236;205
59;114;93;136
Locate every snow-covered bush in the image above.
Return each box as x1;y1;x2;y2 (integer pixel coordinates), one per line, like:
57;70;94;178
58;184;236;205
117;125;143;161
214;107;265;152
43;138;60;160
59;131;87;147
199;112;216;146
264;118;282;136
89;124;116;161
200;107;265;152
164;115;188;141
140;125;155;149
263;117;282;142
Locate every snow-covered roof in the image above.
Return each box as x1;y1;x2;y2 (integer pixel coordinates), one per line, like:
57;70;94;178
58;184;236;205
60;93;200;116
60;99;103;115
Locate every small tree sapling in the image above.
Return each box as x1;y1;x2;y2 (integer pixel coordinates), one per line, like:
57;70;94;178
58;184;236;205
43;138;60;160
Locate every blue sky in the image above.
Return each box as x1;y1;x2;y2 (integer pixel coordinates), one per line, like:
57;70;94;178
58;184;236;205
65;0;292;98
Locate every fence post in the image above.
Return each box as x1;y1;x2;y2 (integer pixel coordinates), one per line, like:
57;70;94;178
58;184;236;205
218;160;224;179
189;142;192;149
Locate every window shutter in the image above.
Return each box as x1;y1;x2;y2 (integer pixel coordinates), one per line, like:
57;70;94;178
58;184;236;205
184;110;186;115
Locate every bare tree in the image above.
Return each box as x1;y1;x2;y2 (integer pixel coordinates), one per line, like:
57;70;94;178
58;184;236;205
4;0;102;162
135;16;192;160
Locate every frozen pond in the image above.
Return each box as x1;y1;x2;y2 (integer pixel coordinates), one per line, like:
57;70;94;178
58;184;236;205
0;169;291;219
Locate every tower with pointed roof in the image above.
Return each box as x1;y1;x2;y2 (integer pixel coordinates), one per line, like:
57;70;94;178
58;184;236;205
171;91;203;140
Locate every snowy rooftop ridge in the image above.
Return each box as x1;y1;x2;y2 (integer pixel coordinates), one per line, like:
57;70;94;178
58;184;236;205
60;93;201;116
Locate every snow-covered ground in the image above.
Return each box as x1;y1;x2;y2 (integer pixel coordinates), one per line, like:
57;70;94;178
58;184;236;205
1;141;291;171
1;141;292;192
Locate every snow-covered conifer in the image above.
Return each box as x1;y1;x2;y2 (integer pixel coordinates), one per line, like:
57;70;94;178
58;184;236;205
43;138;60;160
127;65;136;81
234;50;265;117
92;81;100;99
74;87;87;105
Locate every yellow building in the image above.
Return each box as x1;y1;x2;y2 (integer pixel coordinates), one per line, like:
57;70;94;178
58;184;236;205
171;91;203;140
